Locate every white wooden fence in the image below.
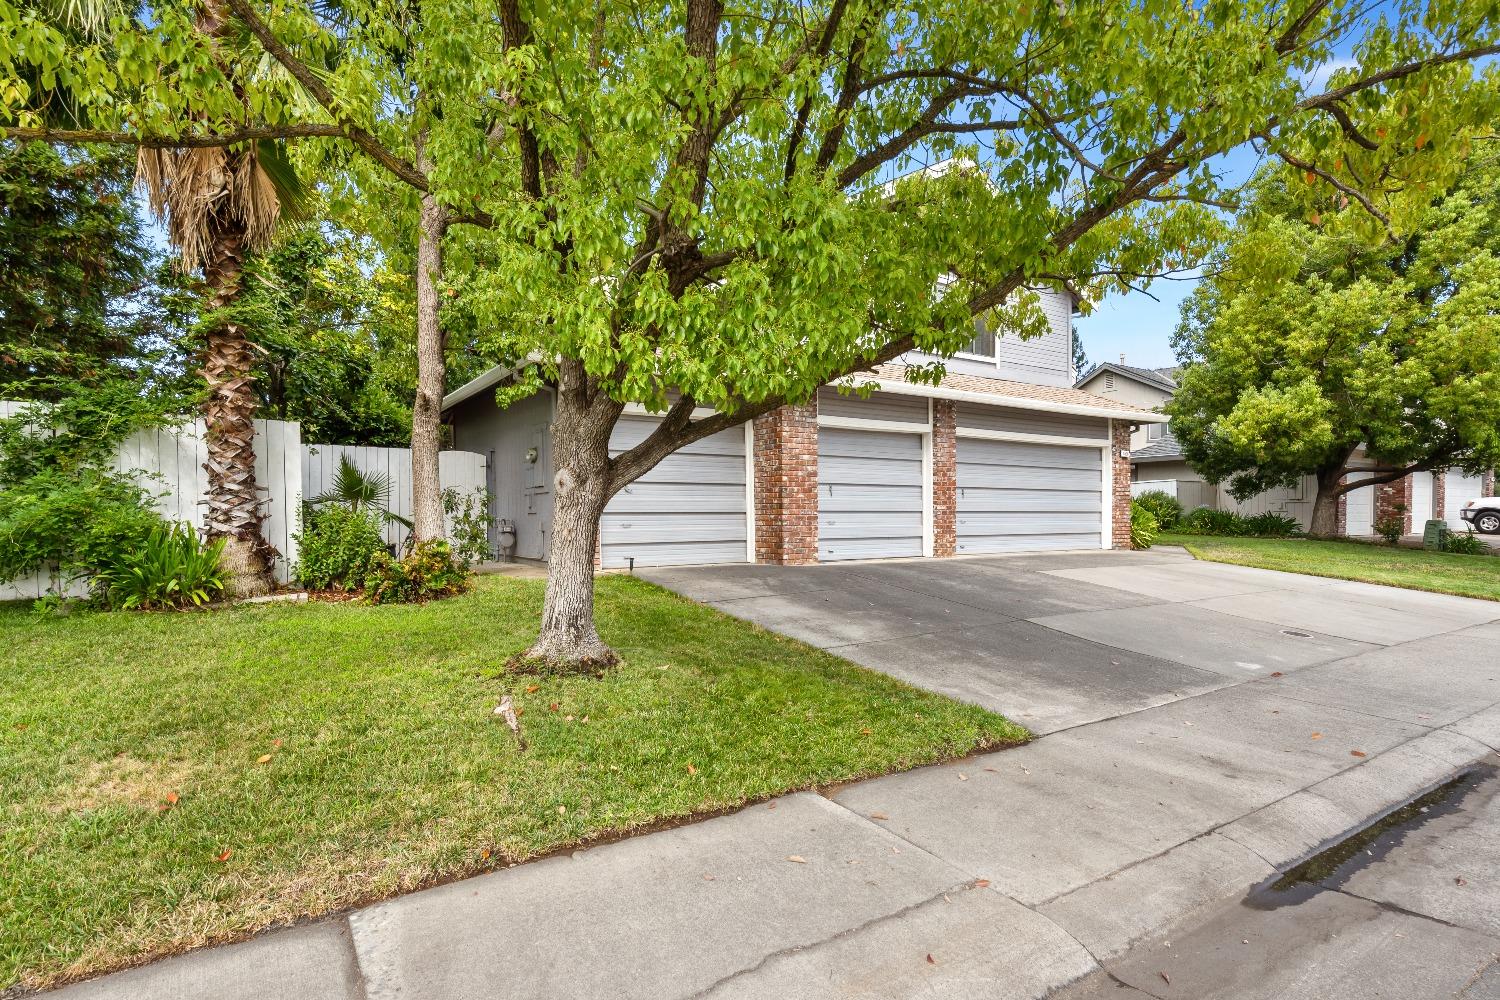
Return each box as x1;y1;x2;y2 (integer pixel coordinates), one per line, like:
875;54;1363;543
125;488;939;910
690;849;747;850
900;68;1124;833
1;401;486;601
302;445;489;551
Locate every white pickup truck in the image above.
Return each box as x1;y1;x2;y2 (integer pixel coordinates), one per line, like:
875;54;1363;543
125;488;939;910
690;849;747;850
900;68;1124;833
1459;498;1500;534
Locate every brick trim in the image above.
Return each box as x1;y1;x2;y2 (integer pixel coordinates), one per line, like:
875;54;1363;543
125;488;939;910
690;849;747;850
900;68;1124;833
1110;420;1132;549
1375;474;1413;535
752;403;819;565
931;400;956;558
1432;470;1447;531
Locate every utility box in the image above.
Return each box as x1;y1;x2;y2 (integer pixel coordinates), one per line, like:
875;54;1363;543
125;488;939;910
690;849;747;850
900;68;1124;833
1422;519;1448;550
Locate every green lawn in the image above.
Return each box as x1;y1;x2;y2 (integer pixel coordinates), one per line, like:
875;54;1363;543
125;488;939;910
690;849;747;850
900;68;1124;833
0;575;1025;991
1161;533;1500;601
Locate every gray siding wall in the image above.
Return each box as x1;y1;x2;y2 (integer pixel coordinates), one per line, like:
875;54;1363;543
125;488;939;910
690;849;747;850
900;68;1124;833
904;286;1074;386
955;402;1108;440
817;387;929;424
449;389;554;561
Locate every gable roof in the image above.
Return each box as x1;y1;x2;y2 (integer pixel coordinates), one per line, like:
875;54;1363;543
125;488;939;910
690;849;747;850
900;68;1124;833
1075;362;1178;394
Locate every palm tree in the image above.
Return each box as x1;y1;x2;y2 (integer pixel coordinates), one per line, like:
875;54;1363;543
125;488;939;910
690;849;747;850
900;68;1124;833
134;0;305;597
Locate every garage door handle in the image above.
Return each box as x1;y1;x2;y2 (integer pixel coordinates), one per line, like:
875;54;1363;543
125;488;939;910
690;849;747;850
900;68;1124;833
826;484;834;497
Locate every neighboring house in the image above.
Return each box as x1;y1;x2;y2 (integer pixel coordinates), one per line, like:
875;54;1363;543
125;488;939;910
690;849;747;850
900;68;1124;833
1072;361;1491;535
442;289;1168;569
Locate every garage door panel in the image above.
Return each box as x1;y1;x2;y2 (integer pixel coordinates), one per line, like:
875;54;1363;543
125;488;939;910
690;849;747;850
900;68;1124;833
958;487;1102;513
957;465;1101;491
608;482;746;513
957;533;1100;555
822;484;924;513
818;536;924;561
817;427;924;561
820;427;922;461
955;437;1104;555
818;455;923;486
609;416;746;456
957;512;1105;534
601;513;747;544
956;440;1102;470
1447;471;1483;530
601;417;747;567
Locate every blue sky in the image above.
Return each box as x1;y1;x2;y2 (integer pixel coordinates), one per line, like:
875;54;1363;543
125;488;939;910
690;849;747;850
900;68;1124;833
1074;279;1196;371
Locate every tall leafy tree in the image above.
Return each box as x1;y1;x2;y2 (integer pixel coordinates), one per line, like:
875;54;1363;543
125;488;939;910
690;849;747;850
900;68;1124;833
0;141;162;397
1170;151;1500;536
6;0;1499;664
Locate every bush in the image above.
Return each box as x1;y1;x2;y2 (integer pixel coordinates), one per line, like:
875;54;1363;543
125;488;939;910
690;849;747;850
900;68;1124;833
0;467;165;588
93;522;227;610
293;505;388;591
1443;531;1491;556
1241;511;1302;537
1132;490;1183;530
364;539;470;604
1374;515;1405;544
1177;507;1246;536
1130;501;1160;549
442;487;494;566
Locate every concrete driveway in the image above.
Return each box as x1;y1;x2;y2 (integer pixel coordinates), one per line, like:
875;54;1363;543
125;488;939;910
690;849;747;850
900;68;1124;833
643;547;1500;735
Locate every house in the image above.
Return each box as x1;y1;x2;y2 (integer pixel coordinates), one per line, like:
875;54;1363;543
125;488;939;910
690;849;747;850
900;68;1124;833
1072;361;1200;484
1073;360;1492;535
442;293;1167;569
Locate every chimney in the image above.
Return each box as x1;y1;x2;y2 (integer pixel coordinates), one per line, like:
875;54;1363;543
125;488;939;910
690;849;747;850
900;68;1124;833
1119;353;1126;364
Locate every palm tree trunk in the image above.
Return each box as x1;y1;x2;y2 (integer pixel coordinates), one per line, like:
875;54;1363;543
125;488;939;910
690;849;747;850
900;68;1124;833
200;214;274;598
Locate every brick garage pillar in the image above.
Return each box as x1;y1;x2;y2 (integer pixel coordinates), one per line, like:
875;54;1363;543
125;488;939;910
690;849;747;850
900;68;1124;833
931;400;957;558
1336;478;1348;537
1432;470;1446;530
1110;420;1133;549
1485;469;1497;498
1375;474;1413;535
752;402;819;565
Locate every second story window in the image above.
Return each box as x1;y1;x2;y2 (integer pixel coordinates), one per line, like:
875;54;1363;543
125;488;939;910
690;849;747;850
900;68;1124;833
962;316;996;358
1147;422;1164;441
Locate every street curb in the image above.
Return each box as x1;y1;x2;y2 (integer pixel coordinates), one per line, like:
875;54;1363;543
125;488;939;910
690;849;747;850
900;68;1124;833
1034;722;1497;965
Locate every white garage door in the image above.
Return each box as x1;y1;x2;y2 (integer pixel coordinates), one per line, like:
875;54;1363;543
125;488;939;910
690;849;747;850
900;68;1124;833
600;415;747;568
956;439;1103;553
1447;470;1484;530
818;428;924;561
1344;472;1375;536
1410;472;1434;528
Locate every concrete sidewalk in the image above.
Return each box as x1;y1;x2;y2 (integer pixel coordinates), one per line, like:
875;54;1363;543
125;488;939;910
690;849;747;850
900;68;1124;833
46;555;1500;1000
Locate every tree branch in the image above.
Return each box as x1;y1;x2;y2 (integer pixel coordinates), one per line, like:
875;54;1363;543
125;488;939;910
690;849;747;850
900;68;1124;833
1;123;348;146
223;0;429;191
1277;149;1391;227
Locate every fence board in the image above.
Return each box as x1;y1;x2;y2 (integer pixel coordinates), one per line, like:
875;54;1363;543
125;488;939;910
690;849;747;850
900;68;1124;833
300;445;489;554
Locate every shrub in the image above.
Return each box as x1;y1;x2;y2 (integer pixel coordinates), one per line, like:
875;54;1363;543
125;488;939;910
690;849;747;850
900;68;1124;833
0;467;164;587
1373;515;1404;544
364;539;469;604
442;487;494;566
1178;507;1246;536
1130;500;1160;549
1442;531;1491;556
1241;512;1302;537
293;504;387;591
93;522;227;610
1132;490;1183;530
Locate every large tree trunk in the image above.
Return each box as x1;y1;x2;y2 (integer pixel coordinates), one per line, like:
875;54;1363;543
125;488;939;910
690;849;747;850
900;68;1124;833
409;192;449;545
517;374;621;670
1308;464;1347;538
200;216;274;598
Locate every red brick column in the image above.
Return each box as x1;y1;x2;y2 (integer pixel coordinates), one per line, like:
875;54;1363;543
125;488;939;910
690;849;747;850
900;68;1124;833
1110;420;1133;549
931;400;957;558
1375;474;1413;535
1485;470;1497;498
752;402;819;565
1432;470;1446;530
1336;478;1348;536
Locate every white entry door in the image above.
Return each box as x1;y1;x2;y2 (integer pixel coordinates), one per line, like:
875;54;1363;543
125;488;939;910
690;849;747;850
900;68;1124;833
1344;472;1375;536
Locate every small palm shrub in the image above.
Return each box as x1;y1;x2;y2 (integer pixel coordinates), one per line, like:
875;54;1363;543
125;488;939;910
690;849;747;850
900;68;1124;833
364;539;470;604
1129;500;1160;549
294;505;387;591
1132;490;1183;530
1443;531;1491;556
1241;512;1302;537
94;522;227;610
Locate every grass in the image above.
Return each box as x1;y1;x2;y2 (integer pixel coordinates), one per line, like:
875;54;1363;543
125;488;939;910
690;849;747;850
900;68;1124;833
1160;533;1500;602
0;574;1024;991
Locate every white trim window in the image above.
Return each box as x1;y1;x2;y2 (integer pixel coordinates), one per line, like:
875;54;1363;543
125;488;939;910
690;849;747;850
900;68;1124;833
1146;422;1163;442
958;315;996;359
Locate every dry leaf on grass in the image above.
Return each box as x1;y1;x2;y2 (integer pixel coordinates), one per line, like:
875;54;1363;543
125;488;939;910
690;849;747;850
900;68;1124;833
255;754;272;764
786;855;807;864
